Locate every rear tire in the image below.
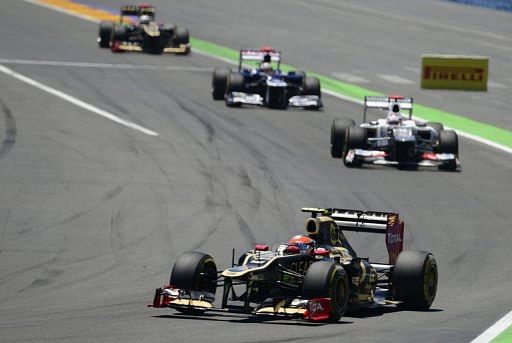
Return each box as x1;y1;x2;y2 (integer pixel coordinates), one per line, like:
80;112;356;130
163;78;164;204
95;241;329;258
212;68;230;100
331;118;355;158
303;76;321;96
427;122;444;133
303;261;349;322
98;21;113;48
343;126;366;167
392;250;438;310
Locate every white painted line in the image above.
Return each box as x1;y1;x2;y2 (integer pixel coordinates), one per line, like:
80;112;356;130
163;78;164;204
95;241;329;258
377;74;415;84
0;58;211;72
331;72;369;83
471;310;512;343
22;0;512;155
0;65;158;137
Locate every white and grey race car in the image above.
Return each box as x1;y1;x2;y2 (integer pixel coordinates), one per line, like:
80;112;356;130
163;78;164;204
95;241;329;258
331;95;460;170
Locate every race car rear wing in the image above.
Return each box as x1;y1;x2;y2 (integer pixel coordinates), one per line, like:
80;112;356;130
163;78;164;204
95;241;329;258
239;48;281;70
302;207;404;265
119;4;156;22
363;95;414;122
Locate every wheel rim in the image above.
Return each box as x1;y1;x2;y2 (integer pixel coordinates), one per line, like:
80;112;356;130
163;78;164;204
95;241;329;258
332;274;346;312
424;263;437;303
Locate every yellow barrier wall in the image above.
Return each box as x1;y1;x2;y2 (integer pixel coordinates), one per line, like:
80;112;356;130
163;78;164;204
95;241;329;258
421;55;488;91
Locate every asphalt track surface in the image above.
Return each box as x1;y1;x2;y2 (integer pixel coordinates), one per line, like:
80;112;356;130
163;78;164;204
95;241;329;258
0;1;511;342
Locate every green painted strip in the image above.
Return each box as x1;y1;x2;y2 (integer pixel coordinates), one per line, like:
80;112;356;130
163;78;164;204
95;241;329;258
493;325;512;342
191;37;512;148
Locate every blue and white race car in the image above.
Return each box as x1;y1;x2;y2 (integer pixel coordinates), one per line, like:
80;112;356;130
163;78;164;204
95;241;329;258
212;47;322;109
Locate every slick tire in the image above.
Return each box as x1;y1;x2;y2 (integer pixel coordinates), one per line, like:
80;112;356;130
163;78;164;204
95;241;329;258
392;250;438;310
302;261;349;322
343;126;366;167
438;130;458;155
110;24;127;52
174;26;190;45
427;122;444;133
212;67;230;100
330;118;355;158
225;72;244;107
98;21;113;48
303;76;321;97
170;252;217;295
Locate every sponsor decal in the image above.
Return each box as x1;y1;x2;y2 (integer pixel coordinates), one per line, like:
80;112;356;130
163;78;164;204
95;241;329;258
387;232;402;244
421;55;488;90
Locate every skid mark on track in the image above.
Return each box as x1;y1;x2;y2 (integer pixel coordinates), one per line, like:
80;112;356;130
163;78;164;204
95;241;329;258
0;96;17;161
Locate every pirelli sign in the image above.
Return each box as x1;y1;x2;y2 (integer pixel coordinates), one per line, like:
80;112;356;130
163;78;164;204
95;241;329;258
421;55;488;91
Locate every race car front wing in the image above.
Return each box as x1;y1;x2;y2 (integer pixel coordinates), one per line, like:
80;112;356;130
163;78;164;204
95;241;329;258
225;92;322;109
345;149;460;169
149;285;332;322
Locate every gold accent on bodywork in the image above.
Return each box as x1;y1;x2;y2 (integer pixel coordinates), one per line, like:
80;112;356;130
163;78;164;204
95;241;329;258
255;306;307;315
170;299;213;309
142;22;160;37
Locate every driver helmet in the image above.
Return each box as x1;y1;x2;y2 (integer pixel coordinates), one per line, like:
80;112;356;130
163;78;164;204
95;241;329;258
260;62;273;73
387;102;402;125
287;235;315;255
139;15;152;25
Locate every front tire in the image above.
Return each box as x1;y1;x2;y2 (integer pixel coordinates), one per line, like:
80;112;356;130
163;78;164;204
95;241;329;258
98;21;113;48
174;26;189;45
330;118;355;158
392;250;438;310
303;76;321;97
343;126;366;167
438;130;458;155
302;261;349;322
212;68;230;100
170;252;217;295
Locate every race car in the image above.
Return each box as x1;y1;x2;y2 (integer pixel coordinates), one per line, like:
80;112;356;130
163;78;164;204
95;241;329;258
211;47;322;109
330;95;460;170
150;207;438;322
97;4;190;54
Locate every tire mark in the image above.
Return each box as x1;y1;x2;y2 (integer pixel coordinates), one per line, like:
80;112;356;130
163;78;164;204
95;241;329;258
0;96;17;161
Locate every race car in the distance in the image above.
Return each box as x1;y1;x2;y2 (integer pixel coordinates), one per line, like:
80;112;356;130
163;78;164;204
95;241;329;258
97;4;190;54
212;47;322;109
331;95;460;170
150;207;438;322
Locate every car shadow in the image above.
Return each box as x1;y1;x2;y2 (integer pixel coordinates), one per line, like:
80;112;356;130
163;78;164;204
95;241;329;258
152;312;352;326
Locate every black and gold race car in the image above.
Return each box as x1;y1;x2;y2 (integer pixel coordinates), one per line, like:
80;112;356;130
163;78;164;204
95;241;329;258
97;4;190;54
150;207;438;322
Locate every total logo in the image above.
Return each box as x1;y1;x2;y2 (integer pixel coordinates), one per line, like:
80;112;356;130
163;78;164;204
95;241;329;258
387;232;402;244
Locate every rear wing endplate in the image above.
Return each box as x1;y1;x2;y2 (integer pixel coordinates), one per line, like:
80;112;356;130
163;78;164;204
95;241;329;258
302;207;404;264
363;95;414;122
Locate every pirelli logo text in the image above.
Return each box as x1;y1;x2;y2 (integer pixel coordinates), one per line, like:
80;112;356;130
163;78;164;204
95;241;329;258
421;55;488;91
